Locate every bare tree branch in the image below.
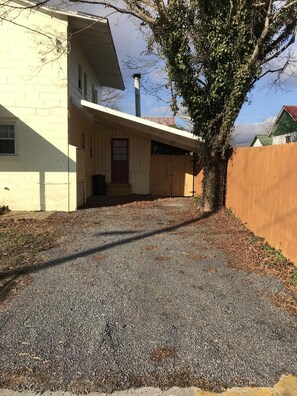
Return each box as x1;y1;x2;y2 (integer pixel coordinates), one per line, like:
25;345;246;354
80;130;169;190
249;0;274;67
69;0;156;24
261;33;296;65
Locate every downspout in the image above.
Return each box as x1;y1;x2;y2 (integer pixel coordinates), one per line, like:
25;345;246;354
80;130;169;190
67;26;71;212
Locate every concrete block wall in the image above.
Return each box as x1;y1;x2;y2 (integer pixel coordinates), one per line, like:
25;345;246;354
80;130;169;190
0;2;76;211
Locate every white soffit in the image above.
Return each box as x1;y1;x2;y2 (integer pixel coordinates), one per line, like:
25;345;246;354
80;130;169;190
81;100;201;151
69;17;124;90
12;0;124;90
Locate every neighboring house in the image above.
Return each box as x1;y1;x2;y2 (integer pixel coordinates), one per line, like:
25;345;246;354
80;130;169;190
268;105;297;145
251;106;297;147
0;0;200;211
142;116;176;127
250;135;273;147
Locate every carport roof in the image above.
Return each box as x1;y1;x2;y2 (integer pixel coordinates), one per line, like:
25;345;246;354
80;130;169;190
81;100;202;152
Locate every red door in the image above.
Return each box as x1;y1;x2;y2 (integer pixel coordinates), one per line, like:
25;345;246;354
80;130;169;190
111;138;129;183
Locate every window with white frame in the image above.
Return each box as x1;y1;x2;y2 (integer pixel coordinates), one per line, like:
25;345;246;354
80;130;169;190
0;124;16;154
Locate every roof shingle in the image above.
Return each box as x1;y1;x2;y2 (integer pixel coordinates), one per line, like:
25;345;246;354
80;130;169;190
284;106;297;122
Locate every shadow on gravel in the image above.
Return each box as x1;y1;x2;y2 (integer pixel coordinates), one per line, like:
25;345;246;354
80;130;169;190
0;211;214;281
81;194;169;209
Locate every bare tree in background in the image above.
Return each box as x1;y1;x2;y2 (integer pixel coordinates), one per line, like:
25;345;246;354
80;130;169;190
101;87;125;110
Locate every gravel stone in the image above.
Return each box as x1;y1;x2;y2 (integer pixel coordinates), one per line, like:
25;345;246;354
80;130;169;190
0;198;296;394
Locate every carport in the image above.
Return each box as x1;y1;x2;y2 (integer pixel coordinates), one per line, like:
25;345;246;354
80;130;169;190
80;100;203;198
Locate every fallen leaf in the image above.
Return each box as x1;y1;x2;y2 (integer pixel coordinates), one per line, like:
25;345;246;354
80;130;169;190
146;245;157;251
155;255;171;261
93;254;107;261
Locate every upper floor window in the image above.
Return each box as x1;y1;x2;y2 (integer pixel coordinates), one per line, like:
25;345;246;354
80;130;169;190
83;72;88;98
0;124;15;154
92;85;98;104
78;64;82;90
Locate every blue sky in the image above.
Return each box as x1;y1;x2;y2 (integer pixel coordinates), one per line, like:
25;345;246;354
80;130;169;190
71;3;297;146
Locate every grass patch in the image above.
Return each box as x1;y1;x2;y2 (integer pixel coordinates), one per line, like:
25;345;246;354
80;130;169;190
193;195;202;207
249;235;265;244
247;230;297;288
0;219;56;273
262;243;288;266
255;241;293;275
290;269;297;286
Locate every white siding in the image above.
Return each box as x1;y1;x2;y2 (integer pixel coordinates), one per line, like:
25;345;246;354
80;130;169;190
0;3;75;211
273;133;297;145
95;125;151;194
68;39;105;202
68;38;102;107
273;135;287;145
252;139;263;147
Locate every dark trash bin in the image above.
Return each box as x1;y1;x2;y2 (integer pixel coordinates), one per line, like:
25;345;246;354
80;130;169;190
92;174;106;195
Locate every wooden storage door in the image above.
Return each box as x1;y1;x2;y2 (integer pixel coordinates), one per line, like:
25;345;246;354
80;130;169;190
150;154;195;196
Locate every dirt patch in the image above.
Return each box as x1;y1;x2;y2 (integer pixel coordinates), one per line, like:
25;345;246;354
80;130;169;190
150;347;177;362
198;208;297;315
0;218;59;303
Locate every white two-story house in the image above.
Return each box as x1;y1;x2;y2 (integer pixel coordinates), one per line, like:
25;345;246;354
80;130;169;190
0;0;200;211
0;0;124;211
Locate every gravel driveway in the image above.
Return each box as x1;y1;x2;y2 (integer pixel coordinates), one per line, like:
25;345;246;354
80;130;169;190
0;198;296;393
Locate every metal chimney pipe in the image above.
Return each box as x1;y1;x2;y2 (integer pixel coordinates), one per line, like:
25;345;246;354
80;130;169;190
133;73;141;117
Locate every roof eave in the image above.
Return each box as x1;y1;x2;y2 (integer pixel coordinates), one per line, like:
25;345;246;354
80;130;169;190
81;100;201;151
69;17;124;90
12;0;124;90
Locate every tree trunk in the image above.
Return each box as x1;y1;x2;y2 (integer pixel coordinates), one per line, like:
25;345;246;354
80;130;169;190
201;150;228;212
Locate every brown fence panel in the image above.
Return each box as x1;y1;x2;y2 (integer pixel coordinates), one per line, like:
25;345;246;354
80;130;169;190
150;155;201;197
226;143;297;264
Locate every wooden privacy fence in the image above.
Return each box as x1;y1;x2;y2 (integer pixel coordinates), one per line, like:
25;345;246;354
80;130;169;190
226;143;297;264
150;154;201;197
